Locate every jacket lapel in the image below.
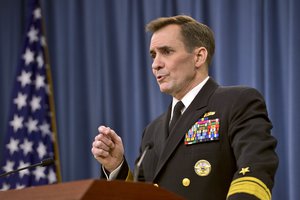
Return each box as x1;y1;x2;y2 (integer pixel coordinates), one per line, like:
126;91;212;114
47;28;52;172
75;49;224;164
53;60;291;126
153;78;219;181
154;106;171;157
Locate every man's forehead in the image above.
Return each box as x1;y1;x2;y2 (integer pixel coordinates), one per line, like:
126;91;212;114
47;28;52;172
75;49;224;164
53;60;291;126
149;25;182;50
150;39;173;50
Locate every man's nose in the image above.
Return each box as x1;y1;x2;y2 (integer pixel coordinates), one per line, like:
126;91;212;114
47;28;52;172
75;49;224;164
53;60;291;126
152;56;164;70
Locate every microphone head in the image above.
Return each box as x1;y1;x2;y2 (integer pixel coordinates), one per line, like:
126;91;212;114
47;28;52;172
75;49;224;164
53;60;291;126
41;158;55;167
145;141;154;149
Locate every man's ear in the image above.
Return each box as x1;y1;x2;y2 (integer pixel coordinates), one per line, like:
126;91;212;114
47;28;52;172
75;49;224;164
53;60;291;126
194;47;208;68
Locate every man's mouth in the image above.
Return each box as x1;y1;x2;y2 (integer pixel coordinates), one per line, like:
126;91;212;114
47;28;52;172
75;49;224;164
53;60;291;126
157;74;167;82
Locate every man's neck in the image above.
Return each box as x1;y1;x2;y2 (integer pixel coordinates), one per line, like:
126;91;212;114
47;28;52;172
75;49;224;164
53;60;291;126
174;74;209;100
172;76;209;114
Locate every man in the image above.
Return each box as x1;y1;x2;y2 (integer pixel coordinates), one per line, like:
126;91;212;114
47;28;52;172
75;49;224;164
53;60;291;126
91;15;278;200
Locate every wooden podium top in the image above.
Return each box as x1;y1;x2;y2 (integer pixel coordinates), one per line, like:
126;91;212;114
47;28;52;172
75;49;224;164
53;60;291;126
0;179;184;200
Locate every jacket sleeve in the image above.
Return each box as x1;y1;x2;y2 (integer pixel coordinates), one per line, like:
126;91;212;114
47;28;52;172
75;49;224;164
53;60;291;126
227;88;278;200
100;157;133;181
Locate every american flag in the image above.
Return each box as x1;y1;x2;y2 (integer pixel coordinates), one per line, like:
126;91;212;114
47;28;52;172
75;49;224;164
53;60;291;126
0;0;60;190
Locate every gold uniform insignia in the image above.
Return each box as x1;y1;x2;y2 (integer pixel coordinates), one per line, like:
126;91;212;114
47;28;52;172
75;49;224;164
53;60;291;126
182;178;190;187
239;167;250;175
194;160;211;176
203;111;216;118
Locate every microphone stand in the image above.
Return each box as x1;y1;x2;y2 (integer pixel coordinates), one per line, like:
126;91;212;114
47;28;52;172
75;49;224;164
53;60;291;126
0;158;54;178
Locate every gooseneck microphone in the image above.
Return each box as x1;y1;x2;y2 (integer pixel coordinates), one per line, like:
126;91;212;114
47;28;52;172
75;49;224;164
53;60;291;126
133;142;153;182
0;158;54;178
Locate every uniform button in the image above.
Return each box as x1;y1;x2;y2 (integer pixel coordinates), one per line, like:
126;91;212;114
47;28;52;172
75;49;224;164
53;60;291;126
153;183;159;187
182;178;190;187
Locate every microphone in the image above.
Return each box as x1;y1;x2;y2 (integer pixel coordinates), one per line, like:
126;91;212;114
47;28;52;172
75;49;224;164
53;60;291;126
0;158;54;178
133;142;153;182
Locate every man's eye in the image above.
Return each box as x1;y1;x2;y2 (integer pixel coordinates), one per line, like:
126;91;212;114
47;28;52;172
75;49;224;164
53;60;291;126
162;49;172;55
150;53;156;59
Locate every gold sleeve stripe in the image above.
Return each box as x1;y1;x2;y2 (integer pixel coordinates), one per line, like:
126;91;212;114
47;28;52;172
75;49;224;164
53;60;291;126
227;176;271;200
125;170;133;181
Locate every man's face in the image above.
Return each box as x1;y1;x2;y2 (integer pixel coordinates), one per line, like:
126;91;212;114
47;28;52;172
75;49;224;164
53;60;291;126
149;25;198;99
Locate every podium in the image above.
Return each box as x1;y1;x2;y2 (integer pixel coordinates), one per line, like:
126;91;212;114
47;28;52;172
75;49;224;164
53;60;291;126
0;179;184;200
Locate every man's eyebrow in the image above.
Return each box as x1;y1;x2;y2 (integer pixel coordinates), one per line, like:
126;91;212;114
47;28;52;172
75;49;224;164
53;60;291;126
149;49;155;54
158;46;172;50
149;46;172;54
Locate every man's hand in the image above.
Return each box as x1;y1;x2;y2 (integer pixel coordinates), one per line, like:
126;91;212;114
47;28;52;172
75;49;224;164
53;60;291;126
91;126;124;172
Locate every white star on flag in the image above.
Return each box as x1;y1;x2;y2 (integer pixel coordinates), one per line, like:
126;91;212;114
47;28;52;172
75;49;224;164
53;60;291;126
6;138;19;155
33;7;41;19
22;48;34;65
17;161;30;178
16;184;26;190
40;36;46;47
36;52;44;68
30;95;41;112
33;166;46;182
17;70;32;87
9;115;24;133
48;168;57;184
0;183;10;191
25;117;39;133
37;142;47;159
14;92;27;110
20;138;34;156
2;160;15;173
39;122;51;137
34;74;46;90
27;26;39;43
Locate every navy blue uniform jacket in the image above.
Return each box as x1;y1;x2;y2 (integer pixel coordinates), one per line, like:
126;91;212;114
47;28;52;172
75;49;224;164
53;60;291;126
104;78;278;200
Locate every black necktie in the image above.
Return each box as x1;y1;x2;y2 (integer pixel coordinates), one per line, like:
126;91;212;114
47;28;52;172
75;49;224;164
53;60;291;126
169;101;184;133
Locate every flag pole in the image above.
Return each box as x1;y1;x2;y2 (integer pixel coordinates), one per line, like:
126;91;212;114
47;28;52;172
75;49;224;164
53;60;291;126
40;2;62;183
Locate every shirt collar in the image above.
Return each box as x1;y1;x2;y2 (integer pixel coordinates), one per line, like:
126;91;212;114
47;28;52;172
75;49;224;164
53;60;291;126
171;76;209;115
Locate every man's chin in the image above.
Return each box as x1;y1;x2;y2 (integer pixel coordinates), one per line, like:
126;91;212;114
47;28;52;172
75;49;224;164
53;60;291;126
159;86;172;95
